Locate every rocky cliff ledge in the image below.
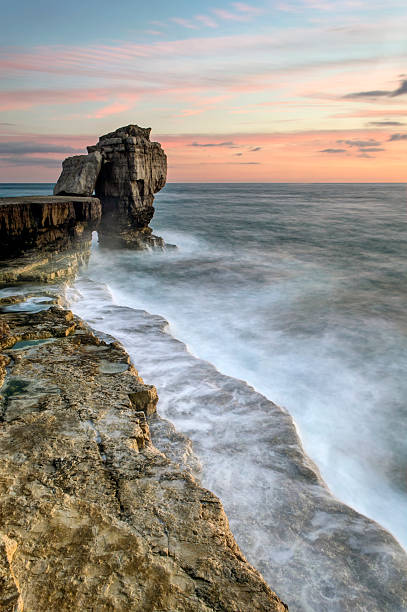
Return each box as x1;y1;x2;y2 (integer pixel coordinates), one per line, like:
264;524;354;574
0;196;101;285
0;301;287;611
0;196;101;258
54;125;167;248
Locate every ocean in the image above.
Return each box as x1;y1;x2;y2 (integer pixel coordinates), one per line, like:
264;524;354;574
2;182;407;609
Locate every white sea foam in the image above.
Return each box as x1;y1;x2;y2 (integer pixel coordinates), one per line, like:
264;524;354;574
69;274;407;611
67;183;407;609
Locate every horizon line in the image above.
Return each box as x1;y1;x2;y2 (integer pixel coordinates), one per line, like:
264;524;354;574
1;181;406;186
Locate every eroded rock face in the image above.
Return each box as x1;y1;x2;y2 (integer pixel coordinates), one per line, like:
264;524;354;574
93;125;167;248
0;196;101;259
0;304;288;612
0;196;101;285
53;151;103;197
53;125;167;248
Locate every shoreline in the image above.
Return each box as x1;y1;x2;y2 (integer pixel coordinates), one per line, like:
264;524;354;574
0;293;287;611
70;273;407;611
1;179;407;609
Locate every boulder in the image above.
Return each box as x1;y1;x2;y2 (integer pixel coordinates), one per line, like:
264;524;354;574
53;151;102;196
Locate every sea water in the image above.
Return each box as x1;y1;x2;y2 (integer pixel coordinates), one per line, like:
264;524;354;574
3;182;407;609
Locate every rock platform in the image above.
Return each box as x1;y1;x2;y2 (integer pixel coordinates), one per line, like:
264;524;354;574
0;299;287;611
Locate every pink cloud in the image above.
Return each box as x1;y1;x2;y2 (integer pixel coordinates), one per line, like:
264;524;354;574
212;8;251;21
0;88;113;112
231;3;264;16
332;109;407;118
174;93;232;117
195;14;218;28
90;101;135;119
1;19;405;84
163;128;406;182
176;108;206;117
171;17;198;29
2;127;406;182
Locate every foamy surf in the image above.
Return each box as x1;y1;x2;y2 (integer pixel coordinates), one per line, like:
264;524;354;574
68;275;407;612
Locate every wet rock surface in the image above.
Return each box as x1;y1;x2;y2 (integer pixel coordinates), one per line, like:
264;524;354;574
0;302;287;611
0;241;93;286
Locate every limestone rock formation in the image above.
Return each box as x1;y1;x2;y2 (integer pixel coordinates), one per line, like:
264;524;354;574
0;196;101;284
93;126;167;248
53;125;167;248
0;303;287;611
0;196;101;258
53;151;103;197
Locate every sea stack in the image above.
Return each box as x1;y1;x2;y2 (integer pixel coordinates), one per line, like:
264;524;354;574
54;125;167;248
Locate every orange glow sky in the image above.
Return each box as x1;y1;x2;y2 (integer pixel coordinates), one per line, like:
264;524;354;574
1;0;406;182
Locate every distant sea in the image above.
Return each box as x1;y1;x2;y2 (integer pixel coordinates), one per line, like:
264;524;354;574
2;182;407;603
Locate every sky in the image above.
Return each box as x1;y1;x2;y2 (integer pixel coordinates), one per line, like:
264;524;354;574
0;0;406;182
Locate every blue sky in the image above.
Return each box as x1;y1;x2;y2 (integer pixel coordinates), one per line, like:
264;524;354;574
1;0;407;181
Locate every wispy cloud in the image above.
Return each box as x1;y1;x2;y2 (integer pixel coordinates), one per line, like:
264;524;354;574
0;156;61;167
344;79;407;99
391;79;407;96
333;109;407;119
231;3;264;17
0;142;80;155
0;88;113;111
90;99;137;119
333;138;386;155
319;148;347;153
3;127;405;181
337;138;382;147
189;141;237;147
344;89;389;99
177;108;206;117
212;3;263;22
195;14;218;28
368;121;405;126
388;133;407;141
359;146;385;152
2;1;407;183
171;17;198;29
